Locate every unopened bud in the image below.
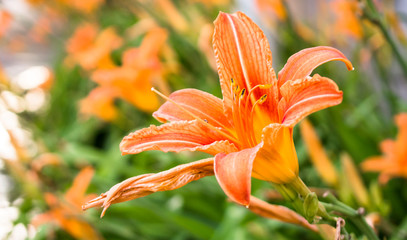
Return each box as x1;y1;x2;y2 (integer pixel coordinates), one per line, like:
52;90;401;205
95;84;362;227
303;192;319;223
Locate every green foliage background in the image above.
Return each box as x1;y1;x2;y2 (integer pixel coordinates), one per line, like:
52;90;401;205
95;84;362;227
2;0;407;239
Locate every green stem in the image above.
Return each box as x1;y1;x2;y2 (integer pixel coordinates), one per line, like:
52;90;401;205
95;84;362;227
322;193;379;240
362;0;407;79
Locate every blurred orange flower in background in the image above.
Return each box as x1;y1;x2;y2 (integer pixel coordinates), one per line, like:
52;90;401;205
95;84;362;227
65;23;122;70
362;113;407;184
0;10;13;39
256;0;287;21
58;0;104;13
331;0;363;40
80;27;168;120
80;87;119;121
300;119;339;187
32;167;103;240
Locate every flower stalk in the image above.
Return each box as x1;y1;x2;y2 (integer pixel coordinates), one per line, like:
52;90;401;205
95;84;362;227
360;0;407;79
273;177;379;240
321;192;380;240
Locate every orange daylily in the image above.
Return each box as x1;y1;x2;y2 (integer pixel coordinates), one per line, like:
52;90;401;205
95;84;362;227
32;167;103;240
119;11;353;206
361;113;407;184
65;23;122;70
117;11;352;207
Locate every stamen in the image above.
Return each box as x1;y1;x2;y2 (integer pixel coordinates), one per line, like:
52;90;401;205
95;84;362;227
250;94;267;113
245;84;272;115
151;88;238;143
258;94;268;104
246;94;268;146
237;88;252;147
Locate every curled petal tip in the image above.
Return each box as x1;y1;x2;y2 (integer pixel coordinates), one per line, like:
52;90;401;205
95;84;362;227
101;204;110;218
343;59;354;71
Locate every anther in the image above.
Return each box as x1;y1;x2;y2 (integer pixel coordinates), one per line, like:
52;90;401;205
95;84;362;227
259;94;267;104
235;84;239;93
240;88;246;98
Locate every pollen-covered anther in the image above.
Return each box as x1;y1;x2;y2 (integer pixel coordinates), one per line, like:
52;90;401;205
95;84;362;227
259;94;267;104
240;88;246;98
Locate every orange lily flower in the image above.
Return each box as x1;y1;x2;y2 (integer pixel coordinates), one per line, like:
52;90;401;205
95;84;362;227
361;113;407;184
65;23;122;70
32;167;103;240
118;11;352;207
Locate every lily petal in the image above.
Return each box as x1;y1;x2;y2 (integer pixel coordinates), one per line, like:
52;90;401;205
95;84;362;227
253;124;298;183
249;196;318;232
82;158;214;217
214;144;262;206
278;46;353;88
213;11;278;119
278;75;343;126
153;88;233;130
120;120;238;156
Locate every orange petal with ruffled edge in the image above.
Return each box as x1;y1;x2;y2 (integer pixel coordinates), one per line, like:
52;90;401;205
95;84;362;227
82;158;214;217
278;75;343;126
252;124;298;183
213;11;278;120
278;46;353;88
120;120;238;156
214;144;262;206
153;88;232;129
